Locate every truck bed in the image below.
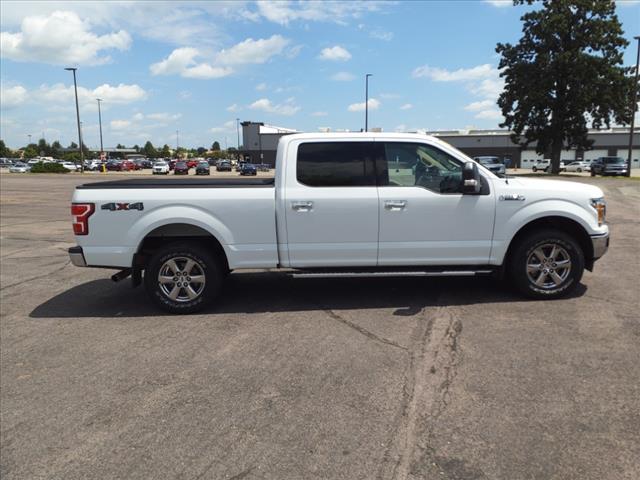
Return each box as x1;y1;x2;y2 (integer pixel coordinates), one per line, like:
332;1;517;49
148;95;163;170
76;177;275;189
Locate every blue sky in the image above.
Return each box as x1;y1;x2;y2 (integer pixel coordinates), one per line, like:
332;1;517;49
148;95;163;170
1;0;638;149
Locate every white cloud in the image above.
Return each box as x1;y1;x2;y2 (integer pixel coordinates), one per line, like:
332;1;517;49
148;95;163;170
249;98;300;116
331;71;355;81
348;98;380;112
312;111;328;117
226;103;241;112
370;29;393;41
150;47;233;79
110;119;131;130
256;82;267;91
464;100;496;111
216;35;289;65
253;1;384;26
210;120;237;133
0;85;28;108
150;35;289;80
319;45;352;62
474;110;503;120
413;63;495;82
400;103;413;110
146;112;182;122
394;124;407;132
484;0;512;7
179;90;192;100
31;83;147;111
0;10;131;65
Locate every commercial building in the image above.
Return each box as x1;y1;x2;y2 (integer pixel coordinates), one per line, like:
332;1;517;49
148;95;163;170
240;121;639;169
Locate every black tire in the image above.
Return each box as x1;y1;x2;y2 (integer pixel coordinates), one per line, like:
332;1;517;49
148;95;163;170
532;166;537;172
508;229;584;299
590;170;596;177
577;168;582;173
144;242;223;314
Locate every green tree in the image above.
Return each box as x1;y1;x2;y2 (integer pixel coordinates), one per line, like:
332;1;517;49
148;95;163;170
50;141;63;158
23;145;39;159
0;139;12;157
211;141;221;151
160;144;172;157
497;0;636;174
116;143;126;149
37;138;50;156
142;141;157;158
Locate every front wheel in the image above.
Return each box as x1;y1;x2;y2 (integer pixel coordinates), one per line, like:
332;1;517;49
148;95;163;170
508;229;584;299
532;166;537;172
144;242;223;314
576;168;582;173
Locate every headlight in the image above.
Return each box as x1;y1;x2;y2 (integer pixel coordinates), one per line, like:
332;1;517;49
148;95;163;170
590;197;606;225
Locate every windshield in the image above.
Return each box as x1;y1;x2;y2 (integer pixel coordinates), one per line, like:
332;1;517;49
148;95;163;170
478;158;500;165
604;157;625;164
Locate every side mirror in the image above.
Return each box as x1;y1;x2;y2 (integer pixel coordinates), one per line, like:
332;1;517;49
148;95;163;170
462;161;481;194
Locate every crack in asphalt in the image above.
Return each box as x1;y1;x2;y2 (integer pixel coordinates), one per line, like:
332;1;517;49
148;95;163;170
323;308;409;351
378;305;465;480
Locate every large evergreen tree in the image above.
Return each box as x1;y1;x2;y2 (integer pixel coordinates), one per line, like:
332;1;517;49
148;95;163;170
497;0;636;173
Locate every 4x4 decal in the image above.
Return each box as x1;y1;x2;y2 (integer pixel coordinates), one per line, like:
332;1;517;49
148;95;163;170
101;202;144;211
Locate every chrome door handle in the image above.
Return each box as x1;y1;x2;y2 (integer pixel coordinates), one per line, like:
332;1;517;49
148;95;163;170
292;201;313;211
384;200;407;211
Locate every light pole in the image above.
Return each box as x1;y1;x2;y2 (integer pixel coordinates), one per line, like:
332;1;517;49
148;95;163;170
96;98;104;160
626;36;640;178
365;74;372;132
236;118;240;161
65;67;84;173
27;134;32;145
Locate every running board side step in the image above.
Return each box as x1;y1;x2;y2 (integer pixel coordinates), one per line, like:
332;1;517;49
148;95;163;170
291;269;494;279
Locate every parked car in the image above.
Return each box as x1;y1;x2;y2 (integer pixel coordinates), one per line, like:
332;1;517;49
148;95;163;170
473;156;505;176
186;159;198;169
240;163;257;176
564;161;591;173
168;159;177;170
61;161;81;171
152;161;170;175
134;159;153;169
195;161;210;175
257;163;271;172
68;132;610;313
216;160;232;172
235;162;245;172
85;160;103;171
532;159;566;172
590;157;628;177
9;162;30;173
106;160;136;171
174;161;189;175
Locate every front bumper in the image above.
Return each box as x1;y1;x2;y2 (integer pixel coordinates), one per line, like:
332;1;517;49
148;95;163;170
591;232;610;260
68;246;87;267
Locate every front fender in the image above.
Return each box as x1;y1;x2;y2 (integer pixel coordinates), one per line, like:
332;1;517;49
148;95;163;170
491;199;600;264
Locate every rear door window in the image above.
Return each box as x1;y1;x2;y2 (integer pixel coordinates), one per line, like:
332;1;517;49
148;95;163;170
296;142;377;187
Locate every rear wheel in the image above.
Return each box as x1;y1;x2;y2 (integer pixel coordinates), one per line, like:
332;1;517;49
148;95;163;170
532;166;538;172
144;242;223;314
508;229;584;299
576;168;582;173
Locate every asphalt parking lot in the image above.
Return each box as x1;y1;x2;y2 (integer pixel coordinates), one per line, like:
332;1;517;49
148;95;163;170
1;171;639;479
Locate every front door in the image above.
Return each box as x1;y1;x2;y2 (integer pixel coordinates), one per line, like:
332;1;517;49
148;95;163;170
376;141;495;266
284;140;380;268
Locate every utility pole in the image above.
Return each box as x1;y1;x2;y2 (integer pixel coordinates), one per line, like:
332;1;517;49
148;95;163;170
96;98;104;160
626;36;640;177
365;73;372;132
65;67;84;173
176;130;179;152
27;134;32;145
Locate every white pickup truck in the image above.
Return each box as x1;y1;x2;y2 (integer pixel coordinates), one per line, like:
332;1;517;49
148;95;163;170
69;133;609;313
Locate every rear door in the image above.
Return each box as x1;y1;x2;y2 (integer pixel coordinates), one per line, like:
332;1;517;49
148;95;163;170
284;140;379;267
